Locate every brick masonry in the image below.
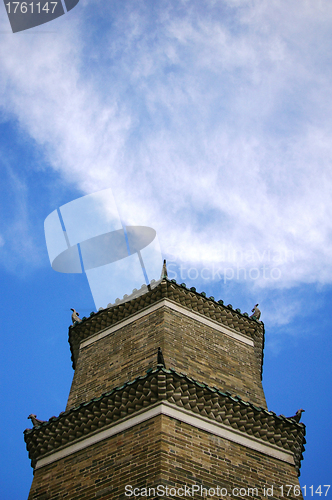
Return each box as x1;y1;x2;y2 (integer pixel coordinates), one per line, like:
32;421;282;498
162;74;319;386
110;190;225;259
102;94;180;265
160;415;302;500
66;304;266;411
28;414;302;500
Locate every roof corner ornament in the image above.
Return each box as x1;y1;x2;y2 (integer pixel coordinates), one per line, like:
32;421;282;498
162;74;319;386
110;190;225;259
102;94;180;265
71;308;82;325
28;414;46;428
250;303;261;320
157;347;166;368
161;259;168;279
288;408;305;423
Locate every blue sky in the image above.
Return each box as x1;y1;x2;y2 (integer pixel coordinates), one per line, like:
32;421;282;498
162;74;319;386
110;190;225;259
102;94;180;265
1;0;332;497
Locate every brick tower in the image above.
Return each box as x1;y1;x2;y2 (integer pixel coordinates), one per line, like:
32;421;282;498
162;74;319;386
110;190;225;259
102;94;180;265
25;278;306;499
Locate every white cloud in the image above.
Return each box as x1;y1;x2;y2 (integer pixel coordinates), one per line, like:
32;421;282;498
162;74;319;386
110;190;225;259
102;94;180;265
1;0;332;292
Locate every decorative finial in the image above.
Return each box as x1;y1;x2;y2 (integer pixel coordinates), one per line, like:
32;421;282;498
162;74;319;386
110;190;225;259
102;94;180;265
250;303;261;320
28;414;46;427
157;347;166;367
288;409;305;423
161;259;168;279
71;308;82;325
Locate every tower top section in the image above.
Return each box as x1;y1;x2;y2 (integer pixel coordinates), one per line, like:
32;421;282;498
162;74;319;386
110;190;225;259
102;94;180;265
69;277;265;372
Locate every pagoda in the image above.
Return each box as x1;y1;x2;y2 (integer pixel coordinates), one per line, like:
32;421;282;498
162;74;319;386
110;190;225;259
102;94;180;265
25;278;306;499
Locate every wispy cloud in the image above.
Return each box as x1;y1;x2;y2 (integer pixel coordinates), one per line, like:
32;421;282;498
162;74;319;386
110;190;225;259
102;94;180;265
1;0;332;293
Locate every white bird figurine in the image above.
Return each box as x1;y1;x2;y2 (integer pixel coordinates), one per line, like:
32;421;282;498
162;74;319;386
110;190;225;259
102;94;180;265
71;308;82;324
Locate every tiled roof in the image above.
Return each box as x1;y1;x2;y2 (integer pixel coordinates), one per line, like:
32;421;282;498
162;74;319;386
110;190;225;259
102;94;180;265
24;367;305;475
68;278;265;375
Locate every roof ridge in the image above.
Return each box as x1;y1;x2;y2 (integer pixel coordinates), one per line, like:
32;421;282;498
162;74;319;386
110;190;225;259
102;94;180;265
24;365;305;474
24;365;305;432
71;278;262;328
